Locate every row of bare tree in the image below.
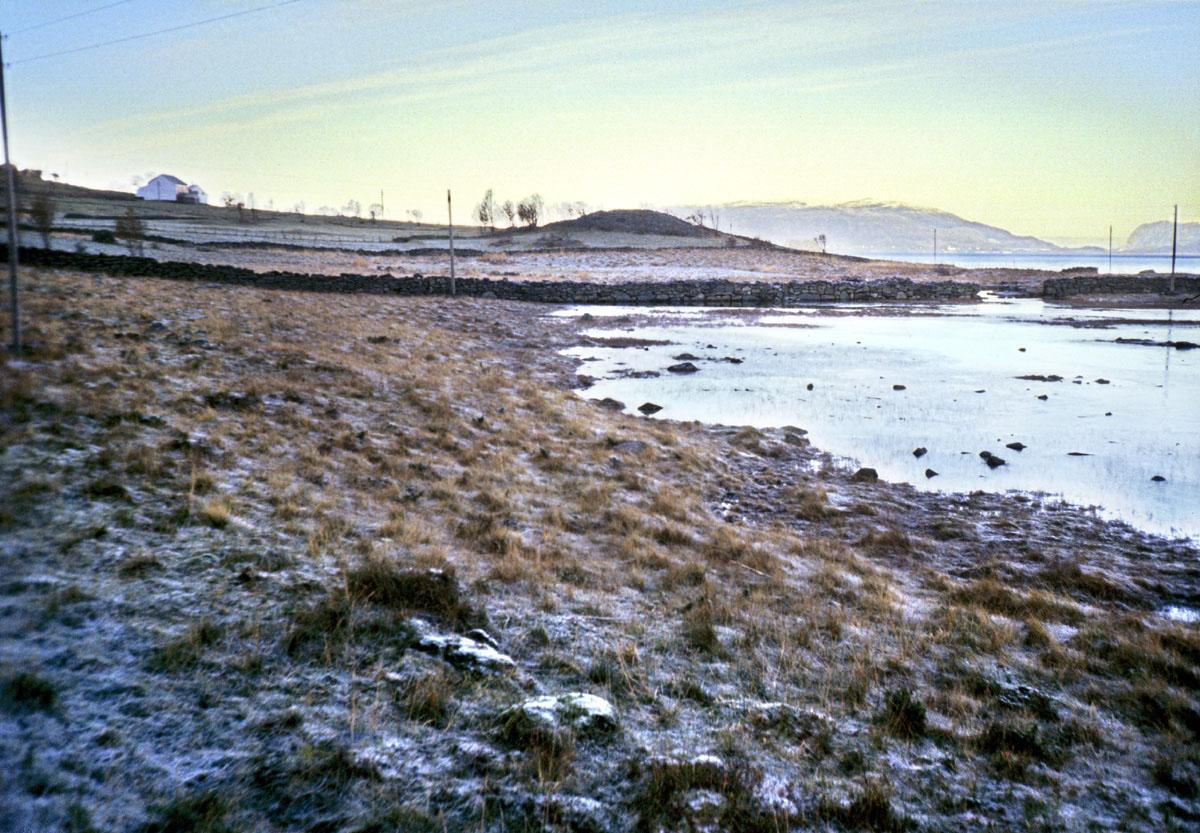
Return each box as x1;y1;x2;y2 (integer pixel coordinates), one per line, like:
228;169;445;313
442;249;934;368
474;191;591;232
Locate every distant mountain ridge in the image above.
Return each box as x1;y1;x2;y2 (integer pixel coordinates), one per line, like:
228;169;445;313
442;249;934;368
1124;220;1200;255
670;201;1127;256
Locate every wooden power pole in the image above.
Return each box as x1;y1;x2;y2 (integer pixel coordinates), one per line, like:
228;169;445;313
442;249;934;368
447;189;456;296
1169;204;1178;293
0;32;19;352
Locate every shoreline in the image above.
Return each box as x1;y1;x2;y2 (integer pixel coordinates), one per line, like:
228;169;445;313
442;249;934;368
2;267;1198;831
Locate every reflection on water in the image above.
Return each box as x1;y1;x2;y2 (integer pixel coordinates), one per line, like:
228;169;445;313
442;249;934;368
563;298;1200;540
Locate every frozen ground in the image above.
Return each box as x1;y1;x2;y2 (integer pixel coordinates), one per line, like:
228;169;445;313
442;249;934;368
1;268;1197;832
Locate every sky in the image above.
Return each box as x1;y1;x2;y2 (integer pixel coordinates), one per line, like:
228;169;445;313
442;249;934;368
2;0;1198;244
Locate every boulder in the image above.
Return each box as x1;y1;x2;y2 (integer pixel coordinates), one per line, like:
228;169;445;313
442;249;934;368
414;629;515;673
667;362;699;374
638;402;663;415
595;397;625;411
912;447;927;458
924;468;939;478
500;692;617;736
851;467;878;483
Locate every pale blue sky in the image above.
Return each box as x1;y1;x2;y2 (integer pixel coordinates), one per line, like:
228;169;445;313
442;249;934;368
3;0;1197;242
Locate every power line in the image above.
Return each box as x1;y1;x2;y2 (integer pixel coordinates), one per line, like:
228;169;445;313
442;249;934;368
10;0;304;65
11;0;139;35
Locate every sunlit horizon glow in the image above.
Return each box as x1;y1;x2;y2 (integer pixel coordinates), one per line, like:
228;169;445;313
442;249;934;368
4;0;1198;245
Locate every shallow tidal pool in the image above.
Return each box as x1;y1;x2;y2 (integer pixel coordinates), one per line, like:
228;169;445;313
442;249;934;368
560;297;1200;540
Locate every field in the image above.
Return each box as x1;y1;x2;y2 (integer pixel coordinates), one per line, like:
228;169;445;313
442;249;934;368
1;247;1198;830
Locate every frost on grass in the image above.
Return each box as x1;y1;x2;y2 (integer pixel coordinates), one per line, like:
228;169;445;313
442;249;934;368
1;267;1197;832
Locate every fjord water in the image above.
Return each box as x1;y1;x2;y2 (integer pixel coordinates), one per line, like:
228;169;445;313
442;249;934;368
867;252;1200;275
563;298;1200;539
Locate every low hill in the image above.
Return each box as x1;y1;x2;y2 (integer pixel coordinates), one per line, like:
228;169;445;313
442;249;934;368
674;200;1101;255
537;209;719;238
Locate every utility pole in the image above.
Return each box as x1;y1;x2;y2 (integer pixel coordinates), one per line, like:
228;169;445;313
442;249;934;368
447;189;456;296
1169;204;1178;293
0;32;19;352
1108;225;1112;275
379;189;384;219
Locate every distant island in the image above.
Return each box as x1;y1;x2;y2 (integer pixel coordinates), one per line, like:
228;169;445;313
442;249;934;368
673;200;1198;257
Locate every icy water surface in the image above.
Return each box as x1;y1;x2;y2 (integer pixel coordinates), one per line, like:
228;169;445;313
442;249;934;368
561;298;1200;540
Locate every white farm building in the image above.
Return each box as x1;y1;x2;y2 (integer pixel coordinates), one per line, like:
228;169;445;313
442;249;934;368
136;174;207;205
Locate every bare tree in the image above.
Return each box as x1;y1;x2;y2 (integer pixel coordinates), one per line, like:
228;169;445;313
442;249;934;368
501;200;516;227
407;208;423;224
343;199;361;218
114;208;145;256
368;203;383;223
517;193;544;228
476;188;495;231
29;190;55;249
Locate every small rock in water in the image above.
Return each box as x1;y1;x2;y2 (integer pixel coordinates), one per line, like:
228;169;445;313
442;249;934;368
851;467;878;483
1095;378;1111;384
925;468;939;478
912;447;927;458
667;362;699;374
1018;347;1026;352
893;384;907;391
979;451;1006;469
974;389;986;394
1151;475;1166;482
1016;374;1062;382
673;353;701;361
1067;451;1091;456
1105;411;1112;416
1037;394;1049;401
805;383;814;391
638;402;663;415
1006;442;1026;451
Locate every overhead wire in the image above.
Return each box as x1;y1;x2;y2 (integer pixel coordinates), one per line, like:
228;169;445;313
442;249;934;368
9;0;304;65
10;0;139;35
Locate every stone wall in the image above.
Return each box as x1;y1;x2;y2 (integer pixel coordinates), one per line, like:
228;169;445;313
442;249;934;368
1043;273;1200;299
5;245;984;306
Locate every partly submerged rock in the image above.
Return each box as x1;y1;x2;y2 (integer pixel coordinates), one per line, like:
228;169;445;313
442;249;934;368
1015;374;1063;382
638;402;663;415
912;447;927;458
1006;442;1026;451
672;352;701;361
1151;475;1167;482
925;468;939;478
667;362;699;374
892;384;907;391
979;451;1006;469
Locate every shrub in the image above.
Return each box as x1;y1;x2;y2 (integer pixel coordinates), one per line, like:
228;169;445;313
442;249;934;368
0;670;56;713
878;687;927;739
